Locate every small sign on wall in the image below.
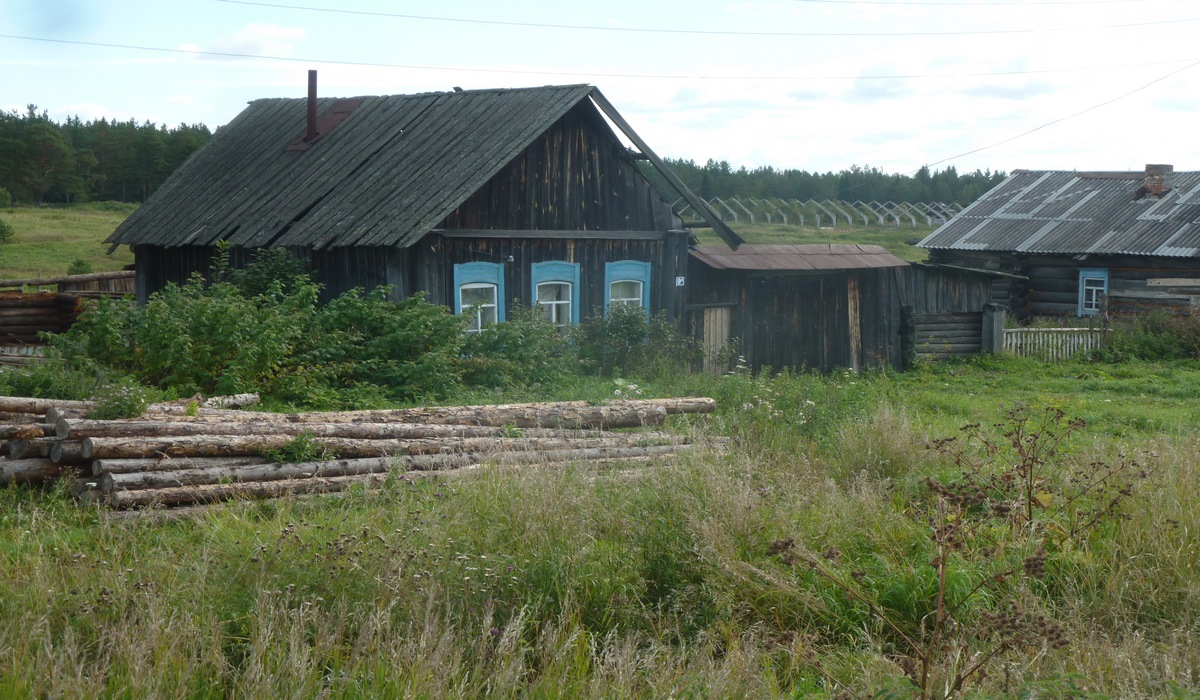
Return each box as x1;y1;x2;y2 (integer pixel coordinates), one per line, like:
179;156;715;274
675;276;686;287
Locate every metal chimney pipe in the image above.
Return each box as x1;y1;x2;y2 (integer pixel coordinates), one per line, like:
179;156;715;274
306;70;318;142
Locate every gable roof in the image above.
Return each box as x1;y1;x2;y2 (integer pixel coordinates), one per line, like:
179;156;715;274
918;168;1200;257
107;84;742;251
691;244;907;271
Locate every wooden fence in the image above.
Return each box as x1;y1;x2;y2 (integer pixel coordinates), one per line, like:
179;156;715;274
1002;328;1106;361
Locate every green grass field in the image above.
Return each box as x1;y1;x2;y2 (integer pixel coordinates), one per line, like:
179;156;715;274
0;203;135;279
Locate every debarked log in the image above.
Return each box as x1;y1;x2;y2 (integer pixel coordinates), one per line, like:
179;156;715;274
80;434;690;461
108;472;396;509
56;418;612;441
100;444;696;493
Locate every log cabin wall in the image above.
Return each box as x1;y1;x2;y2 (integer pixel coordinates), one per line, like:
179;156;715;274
927;250;1200;318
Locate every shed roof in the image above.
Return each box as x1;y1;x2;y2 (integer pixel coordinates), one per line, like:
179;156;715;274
918;168;1200;257
690;244;908;271
107;84;741;250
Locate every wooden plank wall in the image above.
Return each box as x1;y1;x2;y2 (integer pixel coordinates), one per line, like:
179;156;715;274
416;232;689;321
438;110;679;233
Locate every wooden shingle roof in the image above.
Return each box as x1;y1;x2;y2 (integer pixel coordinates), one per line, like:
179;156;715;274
108;84;741;250
919;168;1200;257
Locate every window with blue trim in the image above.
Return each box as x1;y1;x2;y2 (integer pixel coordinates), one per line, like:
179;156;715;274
1077;268;1108;316
531;261;580;330
604;260;651;316
454;262;505;333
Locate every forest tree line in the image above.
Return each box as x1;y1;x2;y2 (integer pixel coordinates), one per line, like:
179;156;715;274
0;106;211;205
0;107;1004;207
655;158;1007;207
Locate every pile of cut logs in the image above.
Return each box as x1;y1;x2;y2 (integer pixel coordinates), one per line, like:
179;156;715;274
0;394;717;509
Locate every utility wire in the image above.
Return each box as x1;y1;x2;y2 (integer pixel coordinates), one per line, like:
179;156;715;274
2;33;1195;83
212;0;1200;37
923;58;1200;169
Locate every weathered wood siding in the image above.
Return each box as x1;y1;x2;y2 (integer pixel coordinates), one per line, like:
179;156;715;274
438;110;679;232
133;245;411;305
686;266;905;373
927;250;1200;318
415;232;690;320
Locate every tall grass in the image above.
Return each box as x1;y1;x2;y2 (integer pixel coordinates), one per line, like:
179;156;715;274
3;362;1200;697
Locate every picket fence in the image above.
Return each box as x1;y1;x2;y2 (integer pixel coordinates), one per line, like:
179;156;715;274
1003;327;1107;361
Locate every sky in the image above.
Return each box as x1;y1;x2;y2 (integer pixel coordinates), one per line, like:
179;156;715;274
3;0;1199;178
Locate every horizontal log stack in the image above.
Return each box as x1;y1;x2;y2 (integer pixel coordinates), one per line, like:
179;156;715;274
0;395;718;510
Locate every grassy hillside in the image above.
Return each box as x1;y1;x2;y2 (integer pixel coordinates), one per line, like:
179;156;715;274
0;203;135;279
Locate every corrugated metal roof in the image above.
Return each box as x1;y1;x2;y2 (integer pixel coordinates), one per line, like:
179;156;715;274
108;84;740;250
918;169;1200;257
690;244;908;271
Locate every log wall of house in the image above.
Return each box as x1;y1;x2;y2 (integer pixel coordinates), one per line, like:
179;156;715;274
438;110;679;233
927;250;1200;318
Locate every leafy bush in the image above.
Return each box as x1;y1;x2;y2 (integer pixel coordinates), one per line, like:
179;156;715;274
572;304;699;378
0;187;11;209
48;264;467;408
0;218;14;244
1090;311;1200;361
87;378;155;419
461;305;575;388
66;258;93;276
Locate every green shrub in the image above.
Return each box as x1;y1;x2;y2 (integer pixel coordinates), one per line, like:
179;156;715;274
1091;311;1200;362
461;305;576;388
573;304;699;378
87;378;155;419
66;258;94;276
0;218;15;244
0;187;11;209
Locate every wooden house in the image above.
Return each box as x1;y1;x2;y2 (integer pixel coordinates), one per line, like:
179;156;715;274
106;76;742;328
918;165;1200;319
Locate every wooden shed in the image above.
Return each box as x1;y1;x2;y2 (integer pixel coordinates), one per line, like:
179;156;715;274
686;244;912;372
919;164;1200;319
106;77;741;328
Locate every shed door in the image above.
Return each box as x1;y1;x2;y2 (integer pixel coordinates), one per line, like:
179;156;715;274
702;306;732;374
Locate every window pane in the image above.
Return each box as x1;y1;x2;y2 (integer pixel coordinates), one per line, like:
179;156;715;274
610;280;643;307
536;282;571;328
460;283;497;333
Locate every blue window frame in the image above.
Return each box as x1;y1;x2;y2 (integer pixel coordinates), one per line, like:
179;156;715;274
1077;268;1108;316
531;261;580;329
454;262;505;332
604;260;651;316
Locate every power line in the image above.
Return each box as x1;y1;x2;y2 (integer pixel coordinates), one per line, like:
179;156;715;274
922;58;1200;169
212;0;1200;37
3;33;1194;83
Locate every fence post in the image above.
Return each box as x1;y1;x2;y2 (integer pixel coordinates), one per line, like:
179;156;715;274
981;303;1006;354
